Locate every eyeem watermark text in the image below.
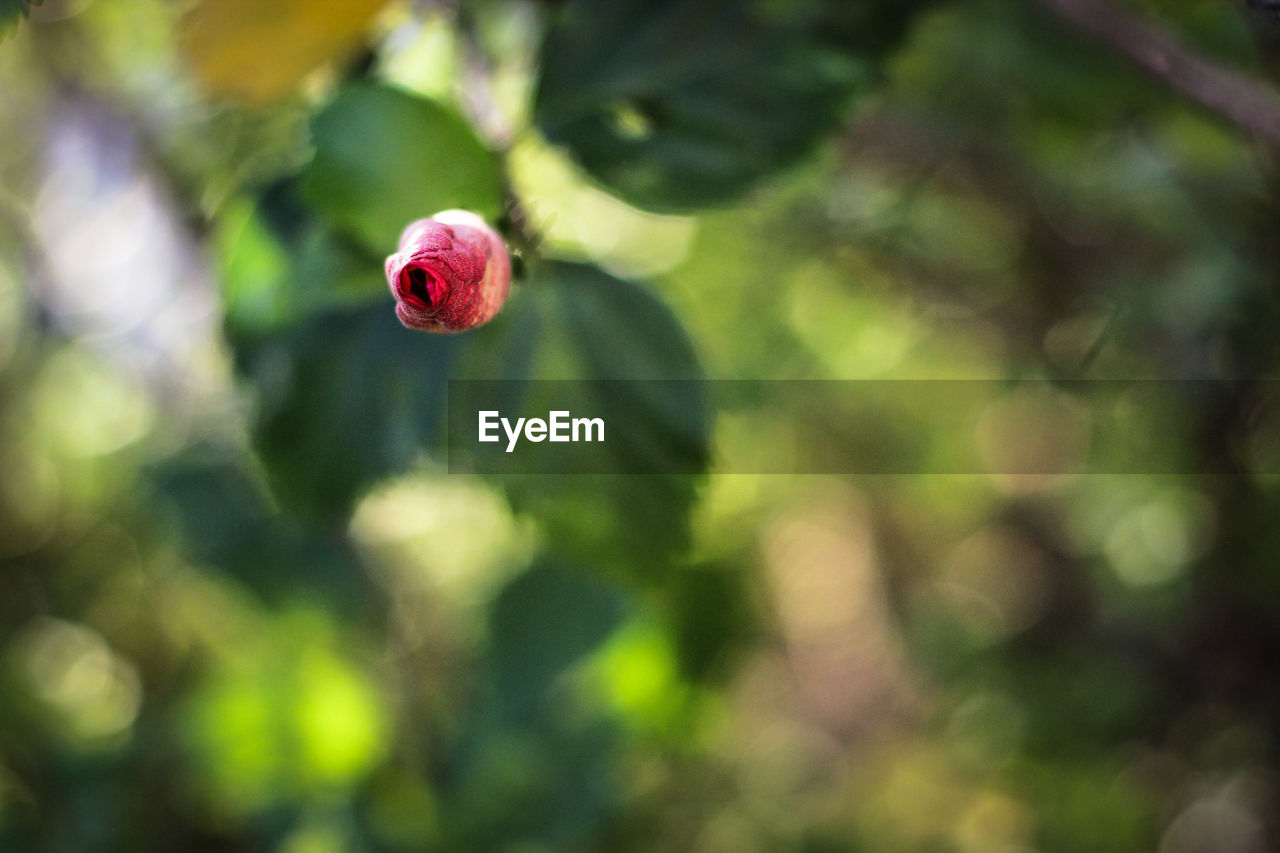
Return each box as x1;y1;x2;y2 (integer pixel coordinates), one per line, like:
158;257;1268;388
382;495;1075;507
478;410;605;452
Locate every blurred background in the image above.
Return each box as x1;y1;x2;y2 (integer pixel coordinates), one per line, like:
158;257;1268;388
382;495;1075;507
4;0;1280;850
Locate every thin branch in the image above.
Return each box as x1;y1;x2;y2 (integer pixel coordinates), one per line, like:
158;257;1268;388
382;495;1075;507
1033;0;1280;149
451;4;543;273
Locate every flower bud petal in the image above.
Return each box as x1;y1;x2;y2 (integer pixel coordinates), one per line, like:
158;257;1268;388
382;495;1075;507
384;210;511;333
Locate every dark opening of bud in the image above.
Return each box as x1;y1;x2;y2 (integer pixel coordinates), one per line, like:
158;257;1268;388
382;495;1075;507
402;265;443;309
385;210;510;333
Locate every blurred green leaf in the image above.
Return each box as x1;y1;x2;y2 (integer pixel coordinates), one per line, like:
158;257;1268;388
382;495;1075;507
457;262;710;575
0;0;25;39
444;718;619;849
150;455;376;607
462;263;709;468
238;302;461;520
488;561;626;721
302;83;504;251
533;0;918;210
217;190;387;334
665;562;756;683
557;259;705;382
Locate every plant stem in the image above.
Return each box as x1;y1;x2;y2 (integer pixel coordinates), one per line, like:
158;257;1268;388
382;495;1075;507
1033;0;1280;150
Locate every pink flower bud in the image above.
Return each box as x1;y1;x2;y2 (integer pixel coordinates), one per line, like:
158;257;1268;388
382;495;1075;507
384;210;511;333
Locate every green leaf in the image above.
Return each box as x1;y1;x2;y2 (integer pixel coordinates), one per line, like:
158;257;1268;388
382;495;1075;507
239;301;461;520
533;0;918;211
488;562;625;721
665;562;756;683
302;83;504;251
554;260;704;380
456;262;710;576
217;191;387;335
149;454;376;608
0;0;28;39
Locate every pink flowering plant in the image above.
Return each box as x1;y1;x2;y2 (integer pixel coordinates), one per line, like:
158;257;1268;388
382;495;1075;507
384;210;511;333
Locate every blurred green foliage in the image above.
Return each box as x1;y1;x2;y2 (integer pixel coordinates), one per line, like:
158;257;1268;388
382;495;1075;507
3;0;1280;851
304;83;505;250
0;0;24;38
534;0;920;209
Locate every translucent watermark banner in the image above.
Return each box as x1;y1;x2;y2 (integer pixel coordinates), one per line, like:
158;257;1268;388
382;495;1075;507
446;380;1280;475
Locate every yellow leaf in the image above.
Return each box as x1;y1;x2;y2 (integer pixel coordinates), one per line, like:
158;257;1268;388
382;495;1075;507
181;0;390;104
